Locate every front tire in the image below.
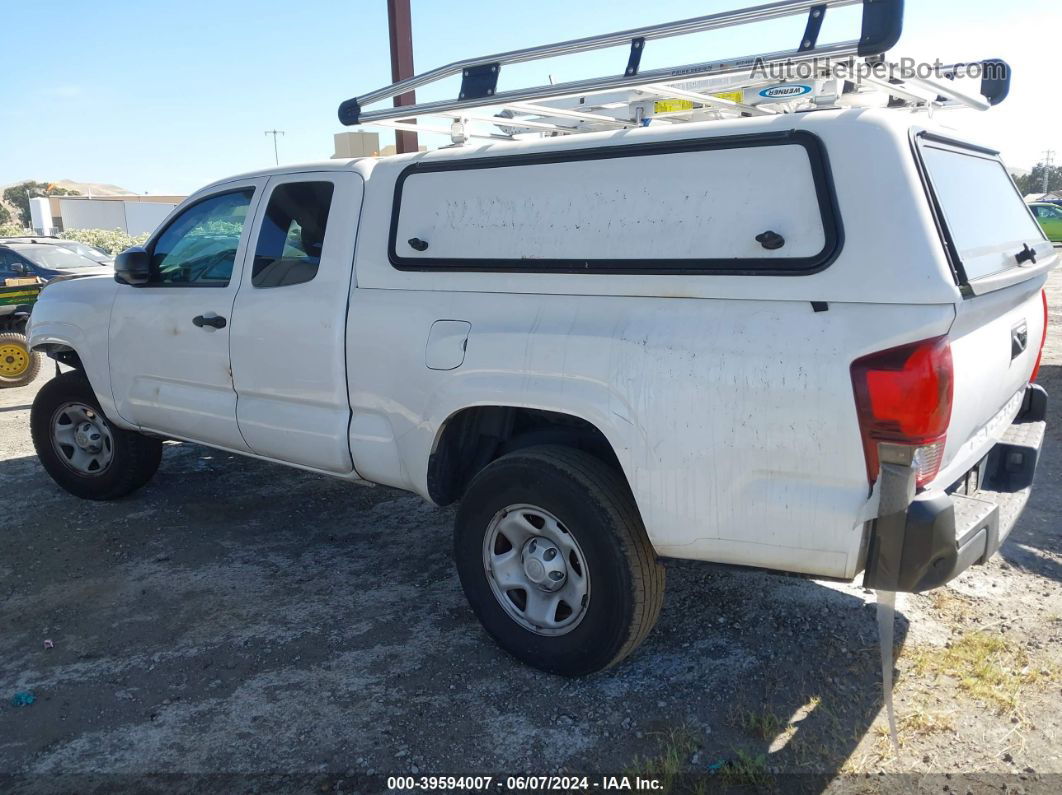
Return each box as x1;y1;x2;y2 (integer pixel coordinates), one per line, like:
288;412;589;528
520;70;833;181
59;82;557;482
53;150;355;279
31;371;162;500
454;445;665;676
0;332;42;388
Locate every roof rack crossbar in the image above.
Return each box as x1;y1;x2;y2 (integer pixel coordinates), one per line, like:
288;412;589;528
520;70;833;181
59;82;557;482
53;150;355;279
858;74;935;105
503;102;636;129
455;112;575;133
858;69;997;113
339;0;905;126
373;119;510;141
901;75;992;112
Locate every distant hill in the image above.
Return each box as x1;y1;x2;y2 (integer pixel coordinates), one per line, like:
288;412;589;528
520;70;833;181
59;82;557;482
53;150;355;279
0;179;133;197
52;179;133;196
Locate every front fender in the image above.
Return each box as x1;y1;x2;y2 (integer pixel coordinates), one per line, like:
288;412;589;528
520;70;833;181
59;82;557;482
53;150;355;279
27;277;130;428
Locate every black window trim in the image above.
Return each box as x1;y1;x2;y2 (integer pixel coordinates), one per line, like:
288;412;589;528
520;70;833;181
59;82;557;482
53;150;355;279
910;129;1048;296
142;186;256;289
388;129;844;276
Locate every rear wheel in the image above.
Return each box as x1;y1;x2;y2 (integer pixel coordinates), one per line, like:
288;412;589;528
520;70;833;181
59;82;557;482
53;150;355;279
0;332;42;388
30;371;162;500
454;445;665;675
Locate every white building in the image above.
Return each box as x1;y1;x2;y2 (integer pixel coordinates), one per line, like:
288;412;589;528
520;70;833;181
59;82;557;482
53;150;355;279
31;194;186;236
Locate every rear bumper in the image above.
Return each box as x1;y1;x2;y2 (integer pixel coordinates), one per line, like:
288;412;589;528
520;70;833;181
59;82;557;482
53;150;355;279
863;384;1047;593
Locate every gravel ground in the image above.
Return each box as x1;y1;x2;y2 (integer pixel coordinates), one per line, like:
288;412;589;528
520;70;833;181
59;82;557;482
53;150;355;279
1;272;1060;793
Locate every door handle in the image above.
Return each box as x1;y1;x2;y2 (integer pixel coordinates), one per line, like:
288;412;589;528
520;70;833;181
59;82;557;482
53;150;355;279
1012;321;1028;359
192;314;227;329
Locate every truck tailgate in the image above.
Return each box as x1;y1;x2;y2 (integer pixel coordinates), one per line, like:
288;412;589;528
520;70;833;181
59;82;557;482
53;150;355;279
935;279;1046;488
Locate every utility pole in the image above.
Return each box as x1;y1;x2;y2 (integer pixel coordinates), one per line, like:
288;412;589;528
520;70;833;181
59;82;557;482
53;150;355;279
387;0;418;154
264;129;286;165
1042;149;1056;195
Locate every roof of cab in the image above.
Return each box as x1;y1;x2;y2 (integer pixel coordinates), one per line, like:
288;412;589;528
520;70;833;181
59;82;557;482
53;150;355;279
195;158;369;196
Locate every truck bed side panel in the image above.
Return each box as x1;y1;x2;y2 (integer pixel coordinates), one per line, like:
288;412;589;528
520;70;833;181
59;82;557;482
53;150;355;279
346;289;953;579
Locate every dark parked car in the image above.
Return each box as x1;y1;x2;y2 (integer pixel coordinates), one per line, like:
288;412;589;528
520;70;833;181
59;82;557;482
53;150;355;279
0;241;108;281
0;236;114;266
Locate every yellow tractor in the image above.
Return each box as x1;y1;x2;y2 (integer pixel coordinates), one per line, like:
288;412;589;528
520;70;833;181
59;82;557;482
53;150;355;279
0;277;44;388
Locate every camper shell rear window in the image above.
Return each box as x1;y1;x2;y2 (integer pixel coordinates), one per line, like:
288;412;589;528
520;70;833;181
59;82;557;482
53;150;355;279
389;130;842;276
914;131;1046;287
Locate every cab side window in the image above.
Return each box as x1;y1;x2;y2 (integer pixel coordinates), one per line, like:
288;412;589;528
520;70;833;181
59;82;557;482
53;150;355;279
0;250;28;282
150;189;254;286
252;181;335;288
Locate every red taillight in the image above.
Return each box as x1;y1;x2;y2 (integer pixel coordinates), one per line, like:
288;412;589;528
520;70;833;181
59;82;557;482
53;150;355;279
851;336;954;490
1030;289;1048;383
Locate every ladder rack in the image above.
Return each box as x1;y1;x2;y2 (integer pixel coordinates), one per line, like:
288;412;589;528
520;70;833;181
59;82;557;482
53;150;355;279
337;0;1010;144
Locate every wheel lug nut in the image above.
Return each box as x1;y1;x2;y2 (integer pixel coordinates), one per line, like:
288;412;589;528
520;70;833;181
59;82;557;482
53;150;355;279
548;570;564;581
544;548;557;561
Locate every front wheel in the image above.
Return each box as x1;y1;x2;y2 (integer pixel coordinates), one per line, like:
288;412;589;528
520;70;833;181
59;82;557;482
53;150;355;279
30;371;162;500
454;445;665;676
0;332;42;388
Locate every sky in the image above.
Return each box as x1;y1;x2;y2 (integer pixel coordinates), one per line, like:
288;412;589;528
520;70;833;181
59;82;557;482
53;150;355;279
2;0;1059;195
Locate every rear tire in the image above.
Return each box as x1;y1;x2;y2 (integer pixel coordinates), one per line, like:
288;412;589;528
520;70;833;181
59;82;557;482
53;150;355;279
0;332;42;388
31;371;162;500
454;445;664;676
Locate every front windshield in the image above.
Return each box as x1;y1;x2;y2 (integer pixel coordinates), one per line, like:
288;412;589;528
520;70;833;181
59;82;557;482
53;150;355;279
10;244;102;270
62;241;108;259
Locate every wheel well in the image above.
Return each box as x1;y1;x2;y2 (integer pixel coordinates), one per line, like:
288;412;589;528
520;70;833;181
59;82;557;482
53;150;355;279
39;344;83;371
427;406;622;506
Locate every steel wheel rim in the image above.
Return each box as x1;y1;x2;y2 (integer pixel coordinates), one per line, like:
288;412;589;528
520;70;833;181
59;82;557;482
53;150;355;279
51;401;115;475
0;342;30;378
482;503;591;636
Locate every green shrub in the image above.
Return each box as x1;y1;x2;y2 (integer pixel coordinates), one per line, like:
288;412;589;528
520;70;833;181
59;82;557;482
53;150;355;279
58;228;150;255
0;222;30;237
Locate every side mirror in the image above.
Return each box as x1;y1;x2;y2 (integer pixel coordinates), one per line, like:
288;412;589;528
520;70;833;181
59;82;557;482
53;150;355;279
11;262;28;275
114;246;151;286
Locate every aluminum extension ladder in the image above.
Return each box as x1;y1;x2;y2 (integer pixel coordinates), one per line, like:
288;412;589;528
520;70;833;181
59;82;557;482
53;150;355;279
337;0;1010;145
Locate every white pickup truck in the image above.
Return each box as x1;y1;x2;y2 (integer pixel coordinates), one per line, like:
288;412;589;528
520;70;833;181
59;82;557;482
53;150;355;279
25;2;1056;673
26;107;1053;674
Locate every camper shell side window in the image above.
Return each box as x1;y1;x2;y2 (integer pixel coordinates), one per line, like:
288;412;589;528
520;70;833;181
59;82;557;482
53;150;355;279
388;130;843;276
